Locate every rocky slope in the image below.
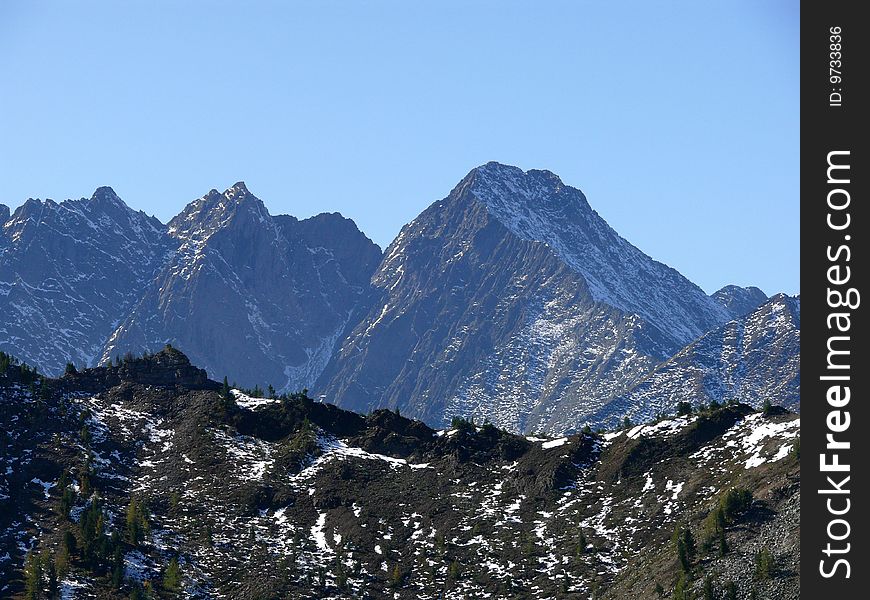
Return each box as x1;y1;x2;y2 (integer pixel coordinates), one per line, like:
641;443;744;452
0;188;173;375
101;183;381;392
318;163;731;434
711;285;769;319
600;294;800;428
0;184;380;393
1;348;798;599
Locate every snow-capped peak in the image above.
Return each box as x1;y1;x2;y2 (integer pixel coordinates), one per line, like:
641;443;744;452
464;162;729;346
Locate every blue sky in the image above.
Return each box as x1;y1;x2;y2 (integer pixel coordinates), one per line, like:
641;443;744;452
0;1;798;294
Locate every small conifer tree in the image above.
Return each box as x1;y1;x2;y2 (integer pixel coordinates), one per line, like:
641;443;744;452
725;580;738;600
164;556;182;592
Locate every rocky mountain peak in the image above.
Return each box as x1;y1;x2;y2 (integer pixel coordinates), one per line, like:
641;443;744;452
468;162;580;214
0;204;9;224
460;162;729;346
711;285;769;318
90;185;123;205
168;183;271;242
226;180;251;196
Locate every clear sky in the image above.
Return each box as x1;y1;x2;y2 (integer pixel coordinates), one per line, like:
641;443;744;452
0;1;799;295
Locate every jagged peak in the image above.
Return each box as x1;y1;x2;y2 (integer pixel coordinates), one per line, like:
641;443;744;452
85;186;133;215
767;291;800;306
168;182;271;240
425;162;729;346
464;162;585;221
226;181;250;196
459;161;568;197
473;161;564;183
91;185;121;201
711;285;769;319
712;284;767;298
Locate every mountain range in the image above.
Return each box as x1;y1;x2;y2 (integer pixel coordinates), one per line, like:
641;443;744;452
0;163;799;433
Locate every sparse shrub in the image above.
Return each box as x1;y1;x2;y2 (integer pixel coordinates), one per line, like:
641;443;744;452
762;398;773;415
79;425;92;447
169;491;182;513
755;547;775;579
58;471;76;518
721;488;753;522
576;529;587;556
673;523;696;572
702;505;728;555
111;547;124;589
480;420;499;436
129;582;145;600
125;497;151;546
56;541;71;578
673;573;691;600
23;552;42;600
450;416;475;434
654;582;665;597
336;567;348;590
79;496;107;564
725;580;738;600
79;468;92;498
447;559;461;583
702;576;715;600
389;563;403;588
63;530;77;556
676;401;693;416
163;556;182;593
65;362;78;375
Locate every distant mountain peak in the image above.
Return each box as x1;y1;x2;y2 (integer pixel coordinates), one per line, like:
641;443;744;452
168;182;271;241
91;185;121;200
459;163;728;344
469;162;570;203
711;285;769;318
227;180;250;195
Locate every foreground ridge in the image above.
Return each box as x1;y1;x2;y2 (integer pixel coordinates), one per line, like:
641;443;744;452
1;348;799;599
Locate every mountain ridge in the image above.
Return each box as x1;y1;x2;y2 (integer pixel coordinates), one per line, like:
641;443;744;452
1;164;798;435
317;163;760;433
0;347;800;599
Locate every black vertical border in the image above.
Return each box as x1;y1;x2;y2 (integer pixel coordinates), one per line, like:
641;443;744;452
801;1;868;597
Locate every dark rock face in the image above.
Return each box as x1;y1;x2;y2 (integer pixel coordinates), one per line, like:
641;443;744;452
602;294;801;426
711;284;769;318
0;354;800;600
0;184;380;394
317;163;731;434
0;188;173;374
102;183;381;392
58;345;217;393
